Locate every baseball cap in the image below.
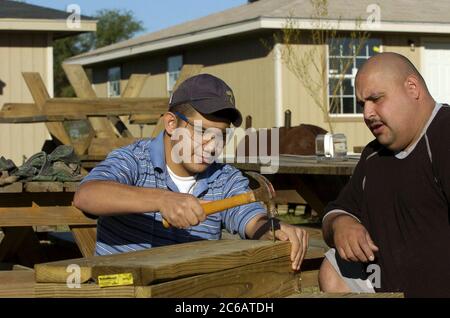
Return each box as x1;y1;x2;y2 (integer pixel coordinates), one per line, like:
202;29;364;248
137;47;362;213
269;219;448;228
168;74;243;127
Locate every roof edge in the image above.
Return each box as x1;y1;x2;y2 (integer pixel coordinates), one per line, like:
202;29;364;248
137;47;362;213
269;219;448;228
65;18;264;65
0;18;97;32
65;16;450;66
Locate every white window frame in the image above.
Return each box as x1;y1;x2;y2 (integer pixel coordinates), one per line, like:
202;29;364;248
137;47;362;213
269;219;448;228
166;55;183;96
327;39;383;117
107;66;121;98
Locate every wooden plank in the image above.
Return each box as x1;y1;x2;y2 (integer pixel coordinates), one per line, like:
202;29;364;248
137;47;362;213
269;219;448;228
34;257;298;298
35;240;291;285
63;182;79;192
44;98;169;117
0;270;35;298
121;74;148;98
300;270;319;291
35;283;138;298
107;115;134;138
22;72;72;146
62;63;117;139
274;189;307;205
0;103;46;123
231;160;356;176
112;73;150;138
128;113;160;125
24;182;64;192
12;264;34;271
0;206;96;227
0;182;23;193
62;64;97;98
123;74;152;130
22;72;49;106
88;137;139;156
69;226;97;258
1;98;168;121
172;64;203;91
71;126;96;156
144;256;299;298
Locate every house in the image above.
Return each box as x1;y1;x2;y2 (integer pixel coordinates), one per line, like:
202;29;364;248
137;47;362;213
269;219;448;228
65;0;450;151
0;0;96;163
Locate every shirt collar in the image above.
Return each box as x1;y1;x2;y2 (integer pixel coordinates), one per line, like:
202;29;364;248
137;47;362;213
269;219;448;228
149;131;166;172
395;102;442;159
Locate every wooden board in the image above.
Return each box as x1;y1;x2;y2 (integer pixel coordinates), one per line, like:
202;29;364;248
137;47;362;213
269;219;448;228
24;182;64;192
274;189;307;205
0;98;169;122
88;137;139;156
0;182;79;193
0;206;96;227
69;226;97;258
35;256;298;298
129;113;161;125
35;240;291;285
143;256;298;298
231;156;356;176
22;72;72;146
121;74;148;98
0;270;35;298
299;270;319;291
34;283;140;298
0;182;22;193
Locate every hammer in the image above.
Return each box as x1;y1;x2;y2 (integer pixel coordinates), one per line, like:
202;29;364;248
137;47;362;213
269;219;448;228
162;171;277;239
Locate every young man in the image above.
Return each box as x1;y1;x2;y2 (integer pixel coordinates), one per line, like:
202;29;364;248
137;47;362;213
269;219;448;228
74;74;308;270
319;52;450;297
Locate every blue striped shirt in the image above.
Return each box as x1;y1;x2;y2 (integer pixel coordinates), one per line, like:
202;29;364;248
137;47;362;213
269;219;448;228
81;131;266;255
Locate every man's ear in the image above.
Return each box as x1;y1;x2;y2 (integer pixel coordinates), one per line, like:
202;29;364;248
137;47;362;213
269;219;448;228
164;112;178;136
405;75;420;100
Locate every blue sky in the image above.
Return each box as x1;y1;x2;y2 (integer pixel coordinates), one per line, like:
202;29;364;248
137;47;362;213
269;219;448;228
27;0;247;35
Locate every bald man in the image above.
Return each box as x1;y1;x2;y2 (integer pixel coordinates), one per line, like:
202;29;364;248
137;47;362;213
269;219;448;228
319;52;450;297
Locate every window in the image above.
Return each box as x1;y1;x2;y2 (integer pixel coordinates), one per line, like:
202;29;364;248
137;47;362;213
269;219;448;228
107;66;121;97
328;38;382;115
167;55;183;95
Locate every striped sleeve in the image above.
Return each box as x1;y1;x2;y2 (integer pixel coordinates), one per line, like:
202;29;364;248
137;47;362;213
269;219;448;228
220;169;266;239
81;147;139;186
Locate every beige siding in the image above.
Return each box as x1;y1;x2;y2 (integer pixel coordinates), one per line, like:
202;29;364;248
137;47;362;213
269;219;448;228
187;36;275;129
0;32;50;164
383;34;422;70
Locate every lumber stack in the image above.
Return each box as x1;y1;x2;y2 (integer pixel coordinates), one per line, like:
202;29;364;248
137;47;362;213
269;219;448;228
33;240;301;298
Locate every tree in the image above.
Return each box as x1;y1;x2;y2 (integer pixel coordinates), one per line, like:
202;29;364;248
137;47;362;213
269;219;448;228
274;0;370;133
53;9;145;97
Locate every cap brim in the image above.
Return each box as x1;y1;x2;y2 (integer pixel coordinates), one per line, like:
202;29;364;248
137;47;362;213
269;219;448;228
190;99;243;127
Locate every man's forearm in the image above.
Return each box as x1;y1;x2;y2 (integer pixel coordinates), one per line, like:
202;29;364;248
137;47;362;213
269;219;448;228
73;180;167;216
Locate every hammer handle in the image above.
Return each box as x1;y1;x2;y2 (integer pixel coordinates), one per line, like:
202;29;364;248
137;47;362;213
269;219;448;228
162;191;256;228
